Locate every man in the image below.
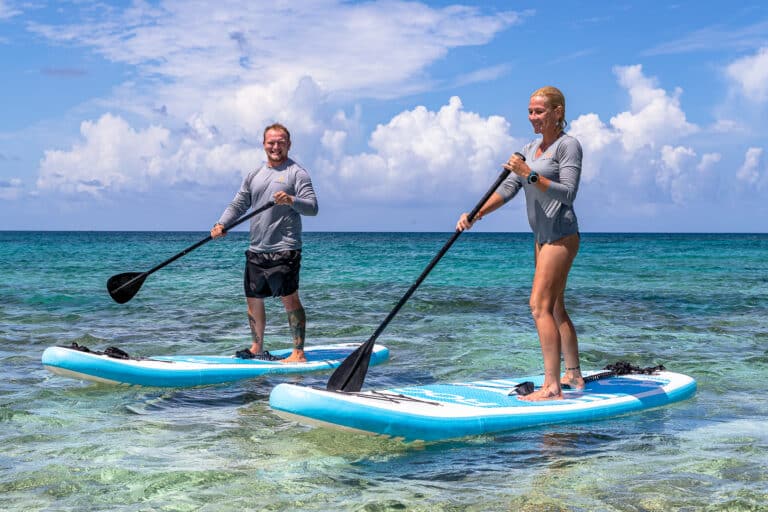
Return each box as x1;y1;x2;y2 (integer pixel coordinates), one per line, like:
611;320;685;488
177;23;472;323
211;123;318;363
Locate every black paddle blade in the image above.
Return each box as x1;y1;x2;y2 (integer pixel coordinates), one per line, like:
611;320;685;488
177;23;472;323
326;338;375;391
107;272;148;304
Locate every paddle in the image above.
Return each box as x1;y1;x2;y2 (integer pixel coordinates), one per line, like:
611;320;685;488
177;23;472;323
107;201;276;304
326;154;525;392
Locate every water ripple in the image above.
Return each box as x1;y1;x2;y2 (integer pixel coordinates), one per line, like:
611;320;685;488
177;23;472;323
1;232;766;511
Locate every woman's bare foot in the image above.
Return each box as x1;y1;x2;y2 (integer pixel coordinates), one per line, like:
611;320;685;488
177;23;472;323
561;375;585;390
279;349;306;363
561;368;585;390
517;385;563;402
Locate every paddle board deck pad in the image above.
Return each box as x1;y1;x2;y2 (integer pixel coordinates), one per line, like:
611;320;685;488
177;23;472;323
42;343;390;387
269;370;696;442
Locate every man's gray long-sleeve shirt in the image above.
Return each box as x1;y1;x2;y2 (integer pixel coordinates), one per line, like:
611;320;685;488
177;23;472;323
218;158;318;253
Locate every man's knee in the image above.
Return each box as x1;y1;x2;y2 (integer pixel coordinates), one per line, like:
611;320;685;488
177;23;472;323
281;292;302;310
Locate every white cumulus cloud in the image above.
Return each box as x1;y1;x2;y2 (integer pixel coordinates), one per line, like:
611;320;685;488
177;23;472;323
37;113;271;194
610;65;698;152
29;1;521;198
726;47;768;103
567;64;709;206
321;130;348;159
529;59;763;221
697;153;721;172
37;114;169;196
567;112;619;183
657;145;697;204
328;96;518;201
737;147;763;185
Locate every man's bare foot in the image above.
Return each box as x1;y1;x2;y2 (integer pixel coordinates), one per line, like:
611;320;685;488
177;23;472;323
517;385;563;402
279;349;306;363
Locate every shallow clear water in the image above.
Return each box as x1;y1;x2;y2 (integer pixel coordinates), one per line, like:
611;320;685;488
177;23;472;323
1;231;766;511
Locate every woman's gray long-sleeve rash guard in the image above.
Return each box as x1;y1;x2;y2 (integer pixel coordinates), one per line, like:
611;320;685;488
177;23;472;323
217;158;318;253
496;134;582;244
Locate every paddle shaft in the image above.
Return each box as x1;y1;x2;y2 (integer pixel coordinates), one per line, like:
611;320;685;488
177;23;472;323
112;201;275;295
364;168;512;345
328;158;520;391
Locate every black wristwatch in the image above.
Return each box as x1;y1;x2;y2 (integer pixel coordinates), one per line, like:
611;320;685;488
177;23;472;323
527;170;539;184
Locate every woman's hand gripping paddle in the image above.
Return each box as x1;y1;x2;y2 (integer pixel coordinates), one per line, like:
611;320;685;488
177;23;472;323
107;201;276;304
326;154;525;392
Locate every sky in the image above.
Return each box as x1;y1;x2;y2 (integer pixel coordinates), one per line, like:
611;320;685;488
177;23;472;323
1;0;767;233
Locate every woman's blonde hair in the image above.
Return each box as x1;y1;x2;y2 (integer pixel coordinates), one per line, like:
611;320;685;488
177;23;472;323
531;86;567;132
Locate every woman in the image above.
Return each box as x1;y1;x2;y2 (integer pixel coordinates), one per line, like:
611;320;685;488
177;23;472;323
457;86;583;401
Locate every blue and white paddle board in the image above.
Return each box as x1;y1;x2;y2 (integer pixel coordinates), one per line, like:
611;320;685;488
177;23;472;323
269;370;696;442
42;343;390;388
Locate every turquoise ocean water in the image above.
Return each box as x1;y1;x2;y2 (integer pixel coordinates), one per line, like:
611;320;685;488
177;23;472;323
1;231;767;511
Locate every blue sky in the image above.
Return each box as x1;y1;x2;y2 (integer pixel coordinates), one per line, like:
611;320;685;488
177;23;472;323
1;0;766;232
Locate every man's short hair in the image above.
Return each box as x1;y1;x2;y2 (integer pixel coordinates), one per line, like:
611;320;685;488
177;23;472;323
263;123;291;143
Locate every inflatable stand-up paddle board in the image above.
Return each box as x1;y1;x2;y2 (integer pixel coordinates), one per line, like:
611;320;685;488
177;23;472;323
269;367;696;442
42;342;389;388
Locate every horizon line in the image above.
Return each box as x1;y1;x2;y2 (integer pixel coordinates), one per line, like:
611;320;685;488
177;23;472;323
2;230;767;235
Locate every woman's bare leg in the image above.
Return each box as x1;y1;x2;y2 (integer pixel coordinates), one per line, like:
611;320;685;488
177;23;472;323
519;234;580;402
556;296;584;389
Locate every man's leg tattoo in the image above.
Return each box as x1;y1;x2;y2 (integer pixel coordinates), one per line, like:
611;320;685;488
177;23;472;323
286;307;306;350
248;312;262;348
